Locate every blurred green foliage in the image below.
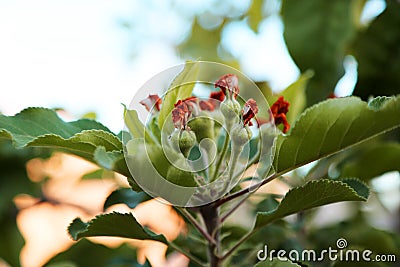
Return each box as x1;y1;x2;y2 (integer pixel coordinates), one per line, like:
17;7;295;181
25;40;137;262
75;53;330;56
353;0;400;99
0;141;49;266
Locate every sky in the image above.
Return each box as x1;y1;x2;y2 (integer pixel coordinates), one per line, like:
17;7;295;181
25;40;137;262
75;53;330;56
0;0;385;132
0;0;181;132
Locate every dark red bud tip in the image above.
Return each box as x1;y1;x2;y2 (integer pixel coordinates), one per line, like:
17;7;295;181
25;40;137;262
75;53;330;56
328;93;337;99
242;98;258;126
199;100;215;111
210;91;225;102
270;96;290;133
172;97;199;129
198;90;225;111
215;74;239;99
139;94;162;112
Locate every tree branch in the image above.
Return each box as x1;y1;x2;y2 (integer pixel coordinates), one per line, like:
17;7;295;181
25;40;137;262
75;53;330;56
177;207;217;245
214;173;279;207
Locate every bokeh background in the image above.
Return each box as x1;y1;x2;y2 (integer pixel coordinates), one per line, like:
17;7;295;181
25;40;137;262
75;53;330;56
0;0;399;266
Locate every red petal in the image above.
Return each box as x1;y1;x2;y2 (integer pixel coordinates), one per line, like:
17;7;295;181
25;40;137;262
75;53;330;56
270;96;290;133
199;100;215;111
140;94;162;112
210;90;225;102
215;74;239;98
242;98;258;126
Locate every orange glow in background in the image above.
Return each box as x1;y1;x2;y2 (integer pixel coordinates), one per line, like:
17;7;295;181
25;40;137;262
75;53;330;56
12;153;188;267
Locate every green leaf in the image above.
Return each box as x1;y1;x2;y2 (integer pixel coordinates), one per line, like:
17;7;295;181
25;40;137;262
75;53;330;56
353;1;400;99
0;108;121;161
0;108;140;193
273;96;400;175
94;147;124;171
339;142;400;181
158;61;199;128
247;0;264;33
367;96;393;111
255;179;368;229
282;0;360;104
340;178;369;199
124;106;145;139
28;130;121;160
68;212;167;244
0;107;112;143
45;239;145;267
81;169;114;180
80;111;97;120
103;188;150;211
93;147;141;191
255;195;280;214
254;258;301;267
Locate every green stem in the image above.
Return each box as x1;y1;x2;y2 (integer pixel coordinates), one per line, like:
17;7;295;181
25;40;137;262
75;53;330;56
246;148;260;170
228;146;240;181
211;130;230;182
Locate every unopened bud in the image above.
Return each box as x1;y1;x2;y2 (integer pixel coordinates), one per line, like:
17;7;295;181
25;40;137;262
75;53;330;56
221;99;240;129
231;124;252;148
188;117;214;142
166;158;196;187
169;130;196;157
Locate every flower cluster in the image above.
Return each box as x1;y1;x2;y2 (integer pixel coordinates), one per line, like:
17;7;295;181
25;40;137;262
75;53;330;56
139;74;291;148
136;73;291;194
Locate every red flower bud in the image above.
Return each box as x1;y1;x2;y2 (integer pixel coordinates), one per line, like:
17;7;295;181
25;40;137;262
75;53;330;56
215;74;239;99
242;98;258;126
270;96;290;133
172;102;190;130
139;94;162;113
172;97;198;129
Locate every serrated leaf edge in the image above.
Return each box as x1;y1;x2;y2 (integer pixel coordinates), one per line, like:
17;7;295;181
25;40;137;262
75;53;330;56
256;179;368;225
67;212;165;242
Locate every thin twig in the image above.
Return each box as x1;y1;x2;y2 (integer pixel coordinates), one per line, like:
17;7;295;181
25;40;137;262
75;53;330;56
214;173;279;207
245;142;261;169
168;241;206;267
229;137;261;182
251;193;284;198
211;130;230;182
220;195;249;224
177;207;217;245
220;231;254;261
